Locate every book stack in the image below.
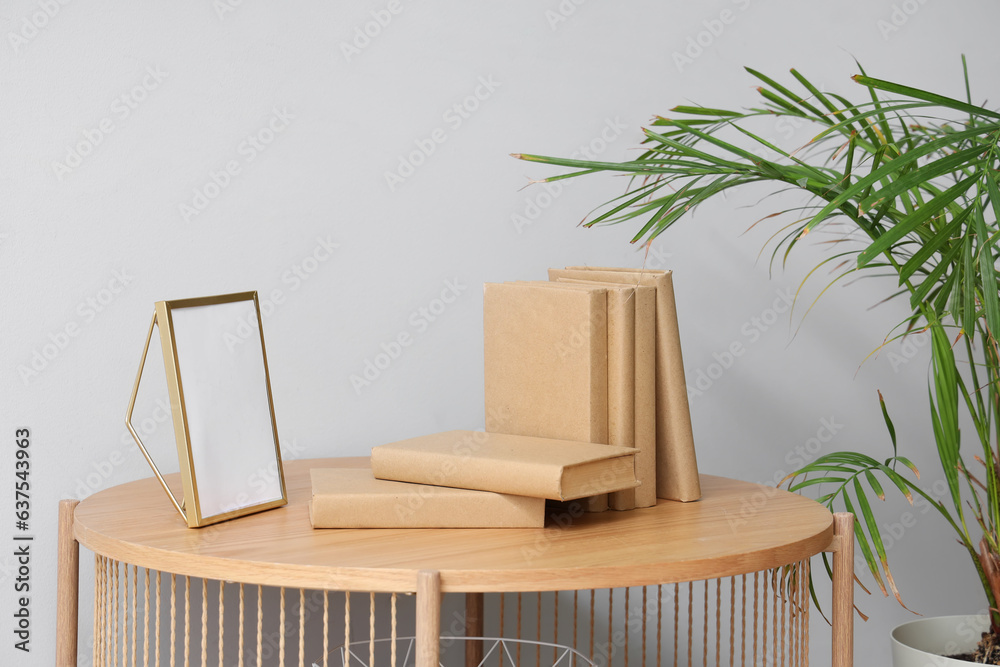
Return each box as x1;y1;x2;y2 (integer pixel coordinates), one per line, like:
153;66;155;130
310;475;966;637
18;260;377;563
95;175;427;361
545;267;701;504
310;267;700;529
310;431;639;528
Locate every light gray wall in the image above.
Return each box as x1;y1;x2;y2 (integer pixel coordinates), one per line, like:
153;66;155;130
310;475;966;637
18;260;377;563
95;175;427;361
3;0;998;664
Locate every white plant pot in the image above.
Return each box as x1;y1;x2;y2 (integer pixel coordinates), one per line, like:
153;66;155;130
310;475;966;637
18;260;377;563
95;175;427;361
892;615;990;666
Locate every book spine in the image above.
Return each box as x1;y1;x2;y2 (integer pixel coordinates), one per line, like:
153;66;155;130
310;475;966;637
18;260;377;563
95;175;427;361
587;289;610;446
583;292;611;512
632;285;658;508
608;288;637;511
585;289;611;511
310;492;544;528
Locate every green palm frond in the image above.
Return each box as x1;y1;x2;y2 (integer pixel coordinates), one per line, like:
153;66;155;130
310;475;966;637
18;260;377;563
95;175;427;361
515;59;1000;626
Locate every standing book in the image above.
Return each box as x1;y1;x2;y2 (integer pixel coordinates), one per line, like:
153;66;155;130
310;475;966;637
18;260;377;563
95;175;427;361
483;280;610;509
483;281;608;444
557;278;657;509
549;267;701;502
370;430;639;501
309;468;545;528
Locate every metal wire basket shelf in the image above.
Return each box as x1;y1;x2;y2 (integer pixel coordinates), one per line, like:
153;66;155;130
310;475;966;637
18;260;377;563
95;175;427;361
316;636;597;667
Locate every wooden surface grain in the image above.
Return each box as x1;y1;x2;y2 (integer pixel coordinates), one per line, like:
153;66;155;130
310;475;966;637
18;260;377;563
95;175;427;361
73;457;833;593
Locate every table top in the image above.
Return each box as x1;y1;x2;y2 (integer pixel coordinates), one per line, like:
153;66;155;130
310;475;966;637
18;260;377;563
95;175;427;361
74;457;834;593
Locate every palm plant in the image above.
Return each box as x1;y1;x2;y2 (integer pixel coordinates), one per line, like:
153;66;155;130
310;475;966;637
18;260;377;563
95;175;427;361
514;59;1000;658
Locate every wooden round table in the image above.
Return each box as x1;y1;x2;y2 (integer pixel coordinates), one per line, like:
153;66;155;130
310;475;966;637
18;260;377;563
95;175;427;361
57;458;854;667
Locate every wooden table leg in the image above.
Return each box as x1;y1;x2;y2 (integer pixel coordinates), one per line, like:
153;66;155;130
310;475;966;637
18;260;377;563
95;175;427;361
465;592;484;667
417;570;442;667
56;499;80;667
832;512;854;667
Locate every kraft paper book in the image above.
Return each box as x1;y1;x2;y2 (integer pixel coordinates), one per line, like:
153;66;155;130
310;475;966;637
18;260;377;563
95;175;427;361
370;430;639;501
630;283;658;507
483;281;609;446
549;267;701;502
558;278;657;509
309;468;544;528
508;279;623;511
544;279;634;510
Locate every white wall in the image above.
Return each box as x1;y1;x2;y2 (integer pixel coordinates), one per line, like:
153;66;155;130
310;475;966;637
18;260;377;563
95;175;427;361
3;0;998;664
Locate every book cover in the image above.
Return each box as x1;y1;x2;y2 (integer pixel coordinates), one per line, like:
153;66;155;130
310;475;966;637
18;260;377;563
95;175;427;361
549;267;701;502
370;430;638;501
309;468;545;528
483;281;609;445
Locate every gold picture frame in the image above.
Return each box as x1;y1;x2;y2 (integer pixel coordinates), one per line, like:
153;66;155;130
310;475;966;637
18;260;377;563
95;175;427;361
125;291;287;528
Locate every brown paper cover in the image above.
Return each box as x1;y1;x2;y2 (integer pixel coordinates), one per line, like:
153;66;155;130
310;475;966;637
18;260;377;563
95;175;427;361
483;281;609;444
370;430;638;501
310;468;544;528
